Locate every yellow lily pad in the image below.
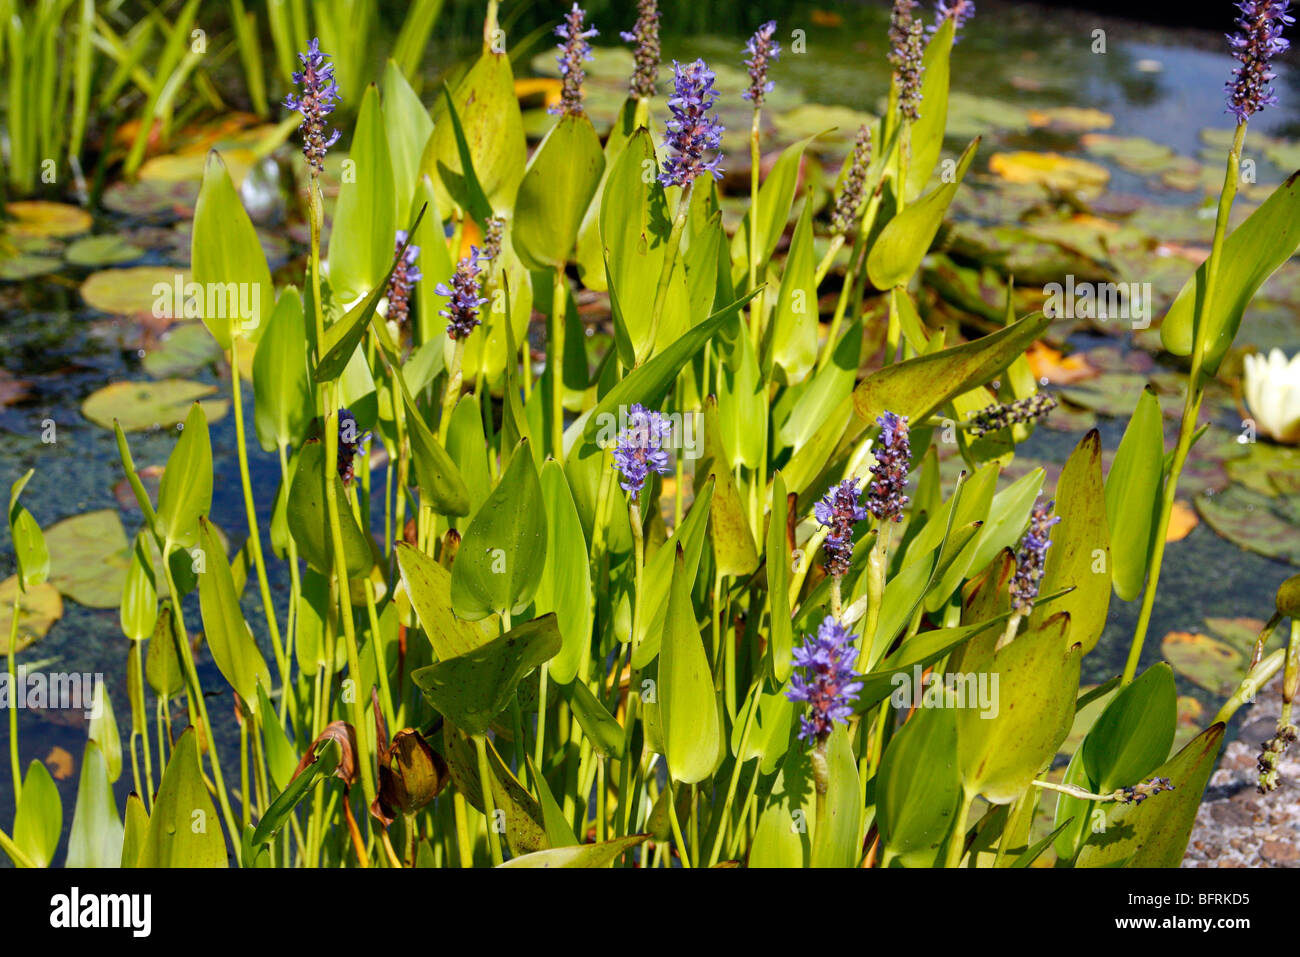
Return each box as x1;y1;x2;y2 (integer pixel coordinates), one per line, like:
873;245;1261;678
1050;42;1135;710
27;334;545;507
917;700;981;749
1027;107;1114;132
80;266;191;317
81;379;228;432
3;200;92;239
139;148;255;188
989;151;1110;193
0;577;64;653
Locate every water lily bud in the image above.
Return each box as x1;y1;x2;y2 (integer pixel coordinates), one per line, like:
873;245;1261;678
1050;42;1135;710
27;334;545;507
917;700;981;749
1243;348;1300;444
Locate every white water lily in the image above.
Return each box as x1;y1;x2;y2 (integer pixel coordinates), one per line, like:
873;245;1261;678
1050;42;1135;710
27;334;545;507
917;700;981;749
1244;348;1300;445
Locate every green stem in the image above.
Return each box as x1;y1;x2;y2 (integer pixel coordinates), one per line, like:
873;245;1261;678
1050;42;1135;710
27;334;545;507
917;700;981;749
161;550;241;852
230;343;289;696
644;182;693;364
550;267;567;462
1122;122;1246;686
474;734;504;866
944;788;976;868
8;590;21;802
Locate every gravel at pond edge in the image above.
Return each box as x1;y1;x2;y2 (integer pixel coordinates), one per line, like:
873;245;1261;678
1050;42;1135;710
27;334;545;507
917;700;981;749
1184;674;1300;868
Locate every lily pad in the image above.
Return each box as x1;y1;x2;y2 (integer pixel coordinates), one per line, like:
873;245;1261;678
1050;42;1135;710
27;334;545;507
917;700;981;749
81;379;228;432
0;254;61;281
0;578;64;653
1028;107;1113;132
101;179;199;219
3;201;92;238
1226;442;1300;498
43;510;131;609
64;235;145;267
81;266;190;317
142;323;222;378
989;152;1110;193
1160;630;1242;695
1058;373;1152;418
1195;484;1300;566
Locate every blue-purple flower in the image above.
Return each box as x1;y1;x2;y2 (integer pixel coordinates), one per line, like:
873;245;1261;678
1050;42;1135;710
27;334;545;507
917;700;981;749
283;38;342;174
867;412;911;523
658;59;725;188
742;20;780;106
437;246;490;341
932;0;976;40
386;230;422;329
337;408;369;486
553;3;597;116
816;478;868;578
786;616;864;744
611;404;673;501
1226;1;1293;121
1009;496;1060;615
621;0;661;98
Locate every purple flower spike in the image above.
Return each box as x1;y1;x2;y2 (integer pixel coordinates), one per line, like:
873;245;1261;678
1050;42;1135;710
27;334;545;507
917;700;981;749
283;37;343;174
553;3;597;116
867;412;911;523
786;616;864;744
1226;1;1293;122
437;246;490;341
621;0;661;98
932;0;976;40
830;125;872;236
337;408;369;486
888;1;925;121
742;20;780;106
1009;496;1060;615
815;478;868;578
612;404;673;501
386;230;422;329
658;59;725;188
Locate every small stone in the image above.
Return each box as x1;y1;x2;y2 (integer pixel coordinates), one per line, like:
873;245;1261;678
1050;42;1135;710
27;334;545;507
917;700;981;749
1260;841;1297;864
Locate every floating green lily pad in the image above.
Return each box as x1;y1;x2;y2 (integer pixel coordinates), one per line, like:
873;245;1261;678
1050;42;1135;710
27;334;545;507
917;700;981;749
65;235;145;267
81;379;228;432
101;179;199;219
1195;484;1300;566
1226;442;1300;498
1160;630;1242;695
142;323;222;378
43;510;131;609
0;577;64;652
0;254;61;281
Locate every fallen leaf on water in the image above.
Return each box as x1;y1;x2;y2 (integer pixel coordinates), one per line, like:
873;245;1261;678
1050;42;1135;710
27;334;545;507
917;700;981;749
0;369;32;406
1025;341;1098;385
1166;500;1199;541
45;746;75;780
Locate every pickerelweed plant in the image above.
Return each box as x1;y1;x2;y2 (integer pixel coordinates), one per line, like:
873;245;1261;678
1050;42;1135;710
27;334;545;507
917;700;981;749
4;0;1300;872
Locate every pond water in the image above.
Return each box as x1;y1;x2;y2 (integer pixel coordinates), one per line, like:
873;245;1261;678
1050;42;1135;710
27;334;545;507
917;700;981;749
0;0;1297;860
